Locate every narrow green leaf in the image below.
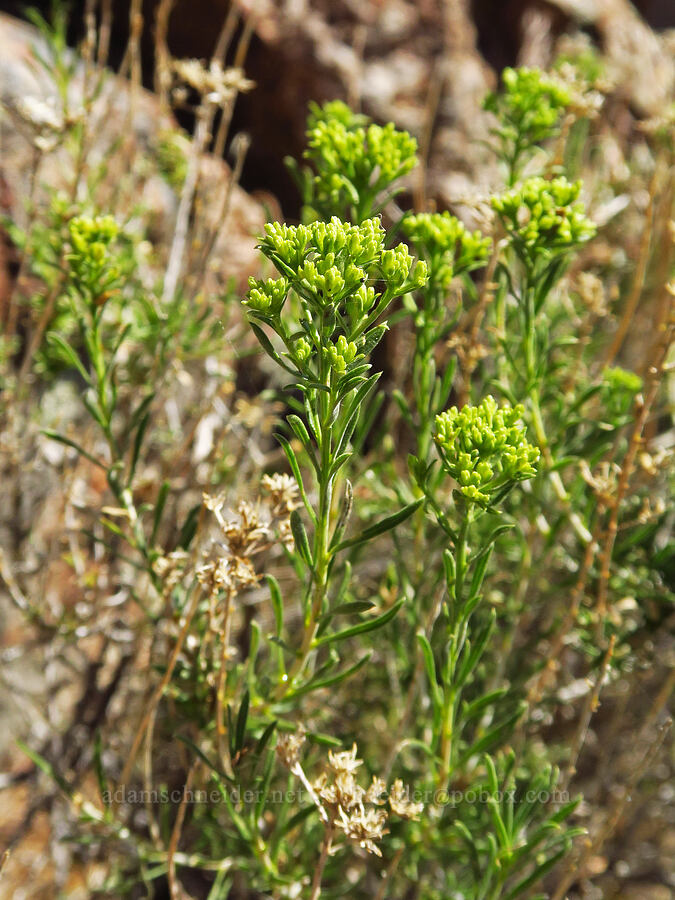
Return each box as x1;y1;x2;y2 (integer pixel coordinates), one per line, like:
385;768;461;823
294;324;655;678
255;721;278;757
105;323;133;376
290;510;313;565
178;503;201;549
276;433;317;518
175;734;233;781
462;687;508;723
333;408;359;460
100;517;128;541
417;633;443;712
151;481;170;544
46;332;91;383
314;598;404;647
360;323;388;357
488;796;511;851
249;321;297;374
275;804;316;839
504;846;569;899
306;731;343;748
340;372;380;427
329;480;353;555
286;652;373;699
484;754;499;796
211;777;252;841
128;392;155;435
93;729;108;805
328;451;352;480
287;415;313;455
295;379;331;394
254;749;276;821
456;703;525;768
42;430;106;469
266;574;284;638
234;691;249;755
468;544;494;600
269;635;292;653
130;411;150;480
16;739;72;795
323;600;375;620
82;392;107;429
443;548;456;589
455;607;496;687
335;499;423;553
338;362;371;386
438;358;457;410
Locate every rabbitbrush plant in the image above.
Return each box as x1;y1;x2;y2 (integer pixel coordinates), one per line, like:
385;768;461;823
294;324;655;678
2;11;673;899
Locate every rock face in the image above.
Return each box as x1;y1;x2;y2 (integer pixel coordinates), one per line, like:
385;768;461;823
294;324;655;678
0;11;266;296
2;1;673;218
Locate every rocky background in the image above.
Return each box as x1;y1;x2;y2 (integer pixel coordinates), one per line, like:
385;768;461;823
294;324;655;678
0;1;673;898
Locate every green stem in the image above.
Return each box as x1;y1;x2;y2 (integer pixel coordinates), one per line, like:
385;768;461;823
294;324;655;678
438;510;471;787
275;337;336;699
522;278;592;545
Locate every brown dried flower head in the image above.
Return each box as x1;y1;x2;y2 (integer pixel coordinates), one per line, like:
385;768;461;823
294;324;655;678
335;805;388;857
276;730;306;770
388;779;424;821
222;501;271;558
261;472;300;516
315;771;365;811
172;58;254;107
365;776;387;806
327;744;363;776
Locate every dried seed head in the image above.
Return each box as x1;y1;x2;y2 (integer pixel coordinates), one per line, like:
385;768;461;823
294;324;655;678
222;501;271;558
153;550;189;592
261;473;300;516
388;779;424;820
365;776;387;806
172;58;254;106
276;730;306;769
576;272;608;317
316;771;365;811
335;805;388;856
327;744;363;776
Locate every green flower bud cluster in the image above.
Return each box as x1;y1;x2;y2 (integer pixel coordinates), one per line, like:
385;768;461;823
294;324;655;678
434;396;540;506
307;99;366;132
601;366;643;417
295;337;312;362
246;276;290;314
69;214;118;258
304;100;418;216
327;335;358;374
245;215;428;383
491;176;596;262
484;66;571;148
67;215;121;303
380;244;427;293
403;211;491;288
250;217;426;323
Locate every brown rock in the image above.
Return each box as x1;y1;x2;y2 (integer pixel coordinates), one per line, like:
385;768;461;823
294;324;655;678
0;11;265;290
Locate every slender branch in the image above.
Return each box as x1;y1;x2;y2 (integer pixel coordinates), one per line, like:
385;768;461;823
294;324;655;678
560;635;615;793
216;586;235;778
168;761;198;900
162;105;210;304
309;820;334;900
116;584;202;799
